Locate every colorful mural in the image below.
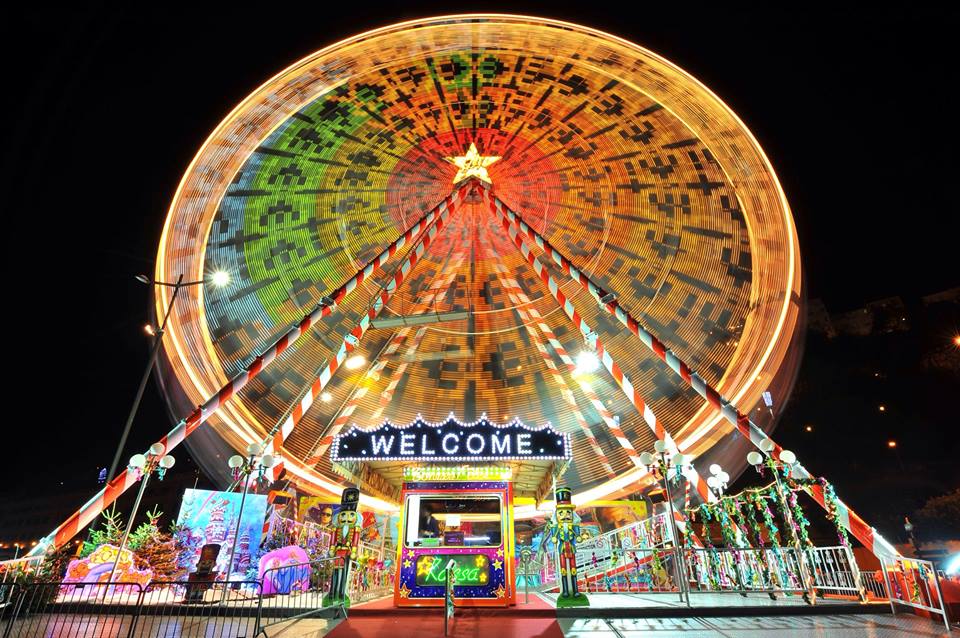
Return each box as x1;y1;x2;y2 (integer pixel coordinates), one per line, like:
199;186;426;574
176;489;268;579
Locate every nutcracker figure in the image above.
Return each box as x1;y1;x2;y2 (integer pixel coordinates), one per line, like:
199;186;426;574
328;487;361;606
541;486;589;607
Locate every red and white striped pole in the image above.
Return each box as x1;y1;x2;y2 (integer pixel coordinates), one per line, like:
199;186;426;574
30;183;472;556
481;188;715;507
491;261;616;478
261;184;469;479
481;183;898;560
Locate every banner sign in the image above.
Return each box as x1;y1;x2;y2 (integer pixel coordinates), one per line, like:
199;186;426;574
331;414;570;462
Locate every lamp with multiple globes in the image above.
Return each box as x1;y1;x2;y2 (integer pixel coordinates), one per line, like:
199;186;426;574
106;444;175;585
222;441;276;592
705;463;730;497
639;440;692;606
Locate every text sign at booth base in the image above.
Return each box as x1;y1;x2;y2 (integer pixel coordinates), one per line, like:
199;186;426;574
416;554;490;586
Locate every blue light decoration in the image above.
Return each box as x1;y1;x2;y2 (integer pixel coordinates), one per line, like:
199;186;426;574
331;413;571;463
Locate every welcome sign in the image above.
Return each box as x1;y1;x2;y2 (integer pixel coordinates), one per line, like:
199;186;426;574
331;414;571;462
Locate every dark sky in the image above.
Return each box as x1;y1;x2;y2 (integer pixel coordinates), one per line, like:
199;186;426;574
2;4;956;538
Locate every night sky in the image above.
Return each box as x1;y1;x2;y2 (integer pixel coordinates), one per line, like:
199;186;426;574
2;4;957;544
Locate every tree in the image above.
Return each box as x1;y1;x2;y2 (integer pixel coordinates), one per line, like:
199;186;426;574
914;489;960;541
80;505;124;558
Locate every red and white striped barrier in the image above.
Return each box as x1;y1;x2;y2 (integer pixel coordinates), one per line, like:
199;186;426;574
481;188;715;506
480;183;899;561
491;260;616;478
259;184;472;480
30;184;472;556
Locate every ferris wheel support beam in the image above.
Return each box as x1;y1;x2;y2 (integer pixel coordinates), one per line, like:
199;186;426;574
480;186;716;515
29;183;473;556
260;182;470;482
481;182;899;561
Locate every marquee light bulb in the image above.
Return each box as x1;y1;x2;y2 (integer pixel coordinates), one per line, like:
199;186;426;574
210;271;230;287
345;354;367;370
575;350;600;373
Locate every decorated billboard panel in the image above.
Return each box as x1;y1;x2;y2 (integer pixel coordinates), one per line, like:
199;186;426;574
299;495;399;547
176;489;268;579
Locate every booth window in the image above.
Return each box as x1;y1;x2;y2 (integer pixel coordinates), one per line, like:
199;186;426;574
404;495;503;548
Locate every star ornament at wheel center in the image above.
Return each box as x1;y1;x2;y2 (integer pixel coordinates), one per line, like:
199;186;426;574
444;142;501;184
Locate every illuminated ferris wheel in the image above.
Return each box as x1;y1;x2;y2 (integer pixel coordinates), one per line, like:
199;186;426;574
149;14;803;510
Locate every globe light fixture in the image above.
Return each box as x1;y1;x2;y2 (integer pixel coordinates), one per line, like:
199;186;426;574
222;442;275;598
109;446;175;587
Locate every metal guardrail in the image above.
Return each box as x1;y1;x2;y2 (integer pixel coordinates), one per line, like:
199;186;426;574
684;546;809;597
805;546;863;598
575;547;682;595
859;570;889;599
0;580;265;638
880;556;952;632
570;544;870;605
0;556;397;638
257;557;337;632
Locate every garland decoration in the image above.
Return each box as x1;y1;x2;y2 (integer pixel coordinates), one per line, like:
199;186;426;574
698;504;721;590
751;491;792;587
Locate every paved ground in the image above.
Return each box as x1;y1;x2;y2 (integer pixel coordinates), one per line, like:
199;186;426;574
558;615;954;637
539;591;852;608
5;610;952;637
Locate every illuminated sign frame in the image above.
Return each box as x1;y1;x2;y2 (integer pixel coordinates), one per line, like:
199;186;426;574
416;554;491;586
331;414;571;462
402;465;513;482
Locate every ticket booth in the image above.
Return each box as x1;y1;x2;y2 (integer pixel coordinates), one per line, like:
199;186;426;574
330;414;571;607
397;467;515;606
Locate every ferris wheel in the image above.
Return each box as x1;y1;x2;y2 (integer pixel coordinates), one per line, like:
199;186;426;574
39;16;900;562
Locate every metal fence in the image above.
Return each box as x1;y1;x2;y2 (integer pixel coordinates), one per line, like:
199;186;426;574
859;570;889;600
0;557;396;638
575;547;683;596
879;556;952;632
563;543;873;606
805;546;863;598
683;546;809;597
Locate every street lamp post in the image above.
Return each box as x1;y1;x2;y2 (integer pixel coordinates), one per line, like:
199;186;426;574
106;443;175;587
903;517;919;556
640;441;691;606
221;442;276;601
104;271;230;487
747;441;816;604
